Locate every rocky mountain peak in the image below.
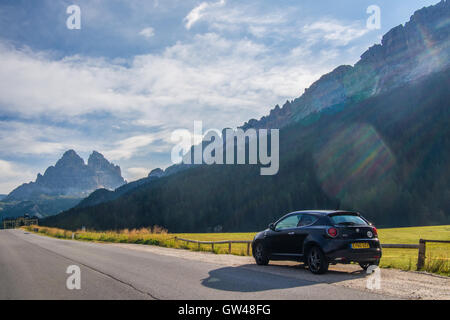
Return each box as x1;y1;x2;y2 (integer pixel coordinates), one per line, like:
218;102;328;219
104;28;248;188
55;149;85;168
243;0;450;129
360;0;449;67
6;150;126;201
88;150;123;183
88;150;106;164
88;151;114;170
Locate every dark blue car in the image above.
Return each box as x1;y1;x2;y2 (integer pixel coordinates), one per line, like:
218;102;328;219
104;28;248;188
252;210;382;274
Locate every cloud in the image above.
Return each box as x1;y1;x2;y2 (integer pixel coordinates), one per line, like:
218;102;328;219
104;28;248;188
302;19;369;46
125;167;150;181
0;31;344;175
104;134;159;160
0;33;332;128
0;44;134;118
184;0;226;30
0;121;78;156
183;0;289;38
0;8;373;193
0;159;34;194
139;27;155;39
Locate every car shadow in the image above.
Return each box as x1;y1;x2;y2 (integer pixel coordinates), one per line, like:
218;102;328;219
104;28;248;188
263;262;370;278
201;263;370;292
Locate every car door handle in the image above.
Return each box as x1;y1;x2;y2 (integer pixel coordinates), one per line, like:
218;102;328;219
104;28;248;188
288;232;295;235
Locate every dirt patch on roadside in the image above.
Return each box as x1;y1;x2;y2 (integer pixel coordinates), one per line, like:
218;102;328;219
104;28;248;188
111;242;450;300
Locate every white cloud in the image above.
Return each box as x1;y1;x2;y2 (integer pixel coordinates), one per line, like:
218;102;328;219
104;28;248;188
0;15;369;192
0;34;331;128
139;27;155;38
184;2;209;30
125;167;150;181
0;121;79;156
211;8;286;35
302;19;369;46
0;32;342;167
0;44;135;118
0;159;34;194
183;0;289;38
184;0;226;30
104;134;159;160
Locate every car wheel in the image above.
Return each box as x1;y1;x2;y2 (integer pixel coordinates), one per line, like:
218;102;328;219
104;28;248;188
359;259;380;271
254;242;269;266
307;246;329;274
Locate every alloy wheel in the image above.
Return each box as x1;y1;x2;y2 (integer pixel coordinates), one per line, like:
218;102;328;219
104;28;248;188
255;244;263;261
308;248;321;272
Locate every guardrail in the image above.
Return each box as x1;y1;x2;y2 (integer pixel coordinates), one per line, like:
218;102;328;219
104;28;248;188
416;239;450;269
384;240;450;269
174;237;450;270
175;237;253;255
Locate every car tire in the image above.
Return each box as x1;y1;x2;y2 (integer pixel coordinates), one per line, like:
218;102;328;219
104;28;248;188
254;242;269;266
359;259;380;271
307;246;329;274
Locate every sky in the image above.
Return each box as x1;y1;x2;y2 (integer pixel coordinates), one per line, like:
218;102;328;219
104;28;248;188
0;0;440;194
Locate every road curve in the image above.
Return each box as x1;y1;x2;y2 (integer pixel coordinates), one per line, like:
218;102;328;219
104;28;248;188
0;229;390;300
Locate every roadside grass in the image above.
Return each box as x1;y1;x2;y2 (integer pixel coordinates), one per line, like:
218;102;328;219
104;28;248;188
376;225;450;276
24;225;449;276
24;225;178;248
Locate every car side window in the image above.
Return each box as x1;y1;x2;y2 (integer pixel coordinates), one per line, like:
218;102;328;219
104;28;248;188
298;215;318;227
275;214;301;231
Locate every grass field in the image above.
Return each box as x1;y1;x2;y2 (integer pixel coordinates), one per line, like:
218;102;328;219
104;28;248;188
24;224;450;276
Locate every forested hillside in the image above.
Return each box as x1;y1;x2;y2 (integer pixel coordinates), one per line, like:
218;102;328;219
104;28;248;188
43;68;450;231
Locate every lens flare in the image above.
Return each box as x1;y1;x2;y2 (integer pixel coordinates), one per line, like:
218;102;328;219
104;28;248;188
314;123;395;198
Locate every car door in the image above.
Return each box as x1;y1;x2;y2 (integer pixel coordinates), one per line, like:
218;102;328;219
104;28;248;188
267;214;302;256
290;214;319;254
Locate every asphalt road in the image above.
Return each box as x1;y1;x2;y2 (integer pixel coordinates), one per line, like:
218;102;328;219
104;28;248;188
0;229;390;300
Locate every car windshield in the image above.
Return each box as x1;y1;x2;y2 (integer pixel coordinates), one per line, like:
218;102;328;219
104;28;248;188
330;214;367;226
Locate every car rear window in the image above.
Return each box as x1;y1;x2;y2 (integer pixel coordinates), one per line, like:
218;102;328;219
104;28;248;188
298;215;318;227
330;214;368;226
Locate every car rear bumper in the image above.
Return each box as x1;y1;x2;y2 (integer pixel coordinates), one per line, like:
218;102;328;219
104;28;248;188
323;239;382;263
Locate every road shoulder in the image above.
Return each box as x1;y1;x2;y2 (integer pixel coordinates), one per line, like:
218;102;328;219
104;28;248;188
110;242;450;300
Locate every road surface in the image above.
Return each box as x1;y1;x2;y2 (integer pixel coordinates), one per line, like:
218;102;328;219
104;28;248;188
0;229;391;300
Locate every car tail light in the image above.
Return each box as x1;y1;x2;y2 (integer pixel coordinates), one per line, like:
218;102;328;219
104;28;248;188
372;227;378;236
327;227;338;238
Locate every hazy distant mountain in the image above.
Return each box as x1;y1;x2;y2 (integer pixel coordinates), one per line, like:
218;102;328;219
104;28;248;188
0;150;125;219
0;197;82;220
0;195;6;201
75;164;190;209
43;1;450;231
6;150;125;201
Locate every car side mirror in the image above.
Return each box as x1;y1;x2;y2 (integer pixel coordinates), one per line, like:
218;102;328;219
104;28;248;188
269;223;275;230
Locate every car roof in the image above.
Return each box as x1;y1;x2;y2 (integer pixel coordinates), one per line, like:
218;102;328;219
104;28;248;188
286;210;358;217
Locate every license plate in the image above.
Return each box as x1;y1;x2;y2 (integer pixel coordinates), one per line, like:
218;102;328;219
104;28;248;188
352;242;370;249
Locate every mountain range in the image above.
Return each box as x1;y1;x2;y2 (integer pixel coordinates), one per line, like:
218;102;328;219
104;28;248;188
74;165;189;209
243;0;450;130
0;150;125;219
7;150;125;201
14;1;450;230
